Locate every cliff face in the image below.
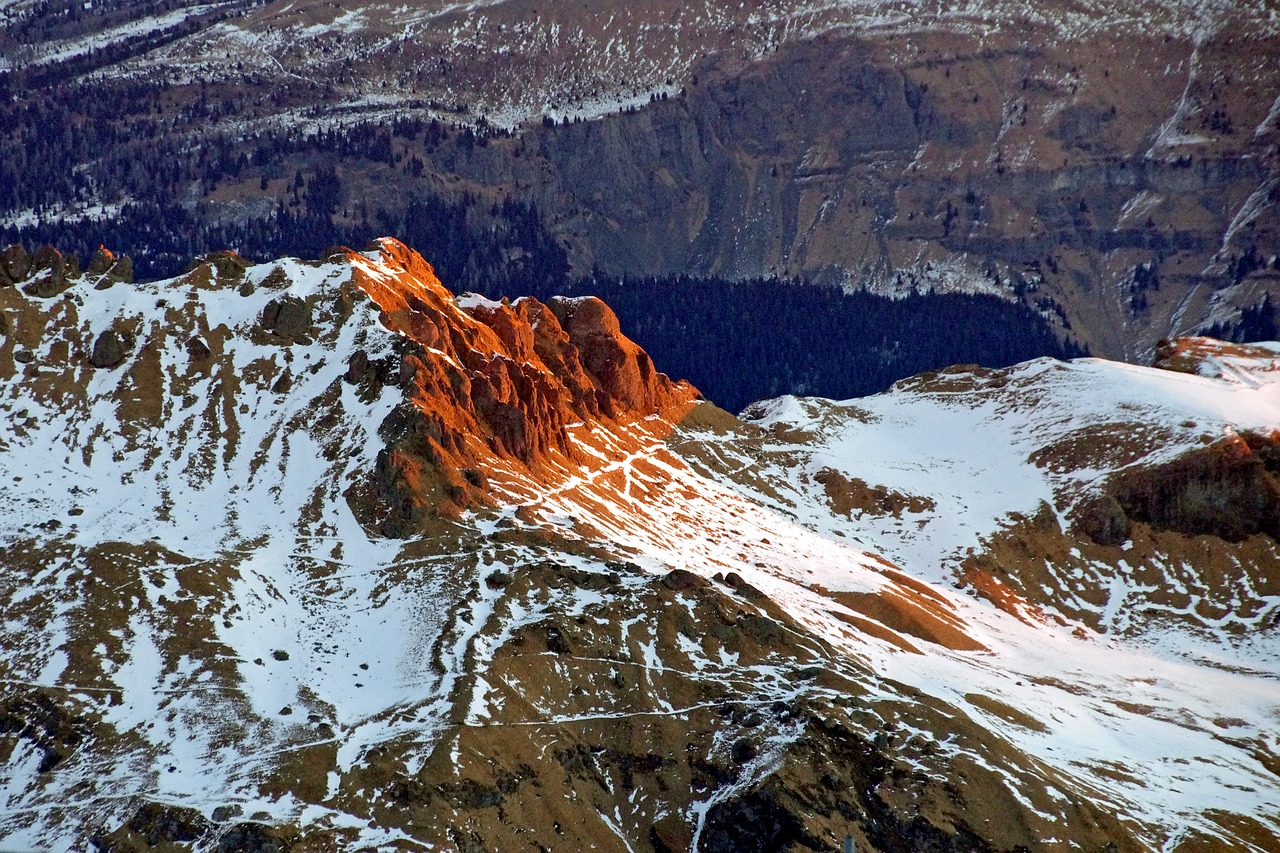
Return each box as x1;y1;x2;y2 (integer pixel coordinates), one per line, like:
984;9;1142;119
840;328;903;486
425;28;1279;360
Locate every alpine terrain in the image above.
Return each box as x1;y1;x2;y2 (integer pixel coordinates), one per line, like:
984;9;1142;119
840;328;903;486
0;238;1278;851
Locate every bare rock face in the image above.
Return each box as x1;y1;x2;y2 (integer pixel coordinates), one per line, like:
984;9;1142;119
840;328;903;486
346;239;699;533
547;295;673;418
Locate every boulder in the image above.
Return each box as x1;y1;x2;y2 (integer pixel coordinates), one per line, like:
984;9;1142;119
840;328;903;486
90;330;127;368
0;244;31;282
261;296;312;339
661;568;710;591
1070;494;1131;546
24;245;73;298
87;245;115;275
186;335;212;360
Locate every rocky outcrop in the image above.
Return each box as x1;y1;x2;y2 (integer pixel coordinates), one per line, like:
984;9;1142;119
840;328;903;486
346;239;699;532
1070;493;1132;546
0;244;32;286
260;296;313;341
1152;336;1280;379
0;690;87;774
86;245;133;286
1110;432;1280;542
547;295;675;418
23;245;79;299
89;330;128;368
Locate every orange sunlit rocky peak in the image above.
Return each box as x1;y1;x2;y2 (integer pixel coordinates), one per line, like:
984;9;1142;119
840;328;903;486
548;295;680;419
342;238;699;534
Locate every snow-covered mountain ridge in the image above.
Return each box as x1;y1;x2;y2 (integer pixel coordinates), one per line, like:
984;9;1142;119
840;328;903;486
0;239;1278;851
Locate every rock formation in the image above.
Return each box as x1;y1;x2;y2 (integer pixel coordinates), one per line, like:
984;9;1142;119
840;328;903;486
345;239;698;531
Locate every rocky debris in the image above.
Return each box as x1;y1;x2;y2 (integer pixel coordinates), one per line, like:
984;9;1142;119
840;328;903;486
260;296;312;340
89;330;128;368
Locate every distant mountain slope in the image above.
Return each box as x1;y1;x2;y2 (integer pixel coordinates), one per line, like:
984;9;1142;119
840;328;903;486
1;240;1277;851
2;0;1278;363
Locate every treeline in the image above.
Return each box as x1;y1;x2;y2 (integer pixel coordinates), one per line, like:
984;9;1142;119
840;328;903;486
0;191;570;293
1203;294;1278;344
489;274;1090;413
